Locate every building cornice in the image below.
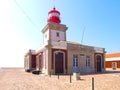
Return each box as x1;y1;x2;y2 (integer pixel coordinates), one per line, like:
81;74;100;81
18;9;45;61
41;22;68;33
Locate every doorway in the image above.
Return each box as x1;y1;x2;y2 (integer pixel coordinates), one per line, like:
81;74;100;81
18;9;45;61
112;62;117;70
96;55;102;72
55;52;64;74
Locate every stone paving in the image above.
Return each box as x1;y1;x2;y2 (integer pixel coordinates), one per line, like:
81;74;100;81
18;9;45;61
0;68;120;90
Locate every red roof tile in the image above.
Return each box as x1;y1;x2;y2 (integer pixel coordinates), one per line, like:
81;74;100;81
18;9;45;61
106;52;120;58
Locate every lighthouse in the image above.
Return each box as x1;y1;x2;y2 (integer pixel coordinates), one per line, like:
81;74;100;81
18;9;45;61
47;7;61;24
24;7;105;75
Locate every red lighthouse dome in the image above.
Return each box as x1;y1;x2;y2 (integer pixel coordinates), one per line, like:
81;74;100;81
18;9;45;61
47;7;61;24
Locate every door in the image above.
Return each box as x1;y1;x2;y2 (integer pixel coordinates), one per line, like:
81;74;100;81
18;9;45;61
112;62;117;70
96;55;102;72
39;55;43;70
32;55;36;69
55;52;64;74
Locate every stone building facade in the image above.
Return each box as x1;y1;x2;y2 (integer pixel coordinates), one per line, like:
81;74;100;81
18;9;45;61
24;50;36;71
24;7;105;75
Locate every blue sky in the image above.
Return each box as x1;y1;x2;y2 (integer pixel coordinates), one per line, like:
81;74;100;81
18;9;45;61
0;0;120;67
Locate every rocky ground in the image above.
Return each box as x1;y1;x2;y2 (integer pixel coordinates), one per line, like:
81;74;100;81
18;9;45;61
0;68;120;90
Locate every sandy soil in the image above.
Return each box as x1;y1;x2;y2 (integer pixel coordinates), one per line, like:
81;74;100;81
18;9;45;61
0;68;120;90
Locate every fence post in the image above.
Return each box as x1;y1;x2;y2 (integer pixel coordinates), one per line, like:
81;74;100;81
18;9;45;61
92;77;94;90
70;74;72;83
58;74;59;79
50;71;51;77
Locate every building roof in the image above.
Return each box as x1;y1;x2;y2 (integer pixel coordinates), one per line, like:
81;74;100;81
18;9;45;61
41;22;68;33
106;52;120;58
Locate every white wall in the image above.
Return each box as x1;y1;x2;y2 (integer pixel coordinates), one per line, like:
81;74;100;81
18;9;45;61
106;57;120;61
51;30;65;41
43;30;49;43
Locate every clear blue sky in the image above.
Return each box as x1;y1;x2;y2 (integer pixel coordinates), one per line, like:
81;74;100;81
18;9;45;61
0;0;120;67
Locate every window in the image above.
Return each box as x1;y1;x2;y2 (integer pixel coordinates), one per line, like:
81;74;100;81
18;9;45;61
45;34;47;38
73;55;78;67
56;32;59;37
86;56;90;67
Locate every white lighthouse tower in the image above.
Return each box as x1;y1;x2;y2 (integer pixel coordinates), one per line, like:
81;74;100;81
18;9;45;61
42;7;68;45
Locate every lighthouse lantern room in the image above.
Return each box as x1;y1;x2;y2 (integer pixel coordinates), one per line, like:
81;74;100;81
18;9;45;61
47;7;61;24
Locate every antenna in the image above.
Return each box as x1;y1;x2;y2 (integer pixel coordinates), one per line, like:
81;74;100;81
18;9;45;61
81;26;85;44
53;0;56;7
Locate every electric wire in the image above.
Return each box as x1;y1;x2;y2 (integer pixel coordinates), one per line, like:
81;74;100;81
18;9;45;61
13;0;44;47
13;0;39;30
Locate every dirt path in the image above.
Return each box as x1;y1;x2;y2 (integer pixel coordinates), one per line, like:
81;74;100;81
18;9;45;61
0;69;120;90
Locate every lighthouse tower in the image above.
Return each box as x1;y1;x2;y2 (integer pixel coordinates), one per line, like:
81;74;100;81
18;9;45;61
42;7;68;45
40;7;68;74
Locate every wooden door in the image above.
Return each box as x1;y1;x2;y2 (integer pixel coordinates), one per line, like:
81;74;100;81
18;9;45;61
96;55;102;72
55;52;64;74
32;55;36;69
